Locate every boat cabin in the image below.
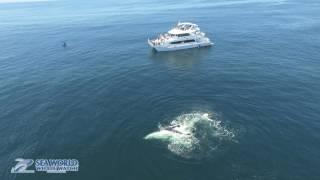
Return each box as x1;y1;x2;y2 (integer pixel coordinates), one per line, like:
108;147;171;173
168;22;199;36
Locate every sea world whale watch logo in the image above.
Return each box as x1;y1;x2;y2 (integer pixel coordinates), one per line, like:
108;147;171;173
11;158;35;173
11;158;79;174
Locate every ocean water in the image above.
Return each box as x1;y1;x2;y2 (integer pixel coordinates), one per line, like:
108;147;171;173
1;0;320;179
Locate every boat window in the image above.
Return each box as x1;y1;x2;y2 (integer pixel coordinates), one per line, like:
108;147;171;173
171;41;183;44
184;39;195;43
170;39;195;44
177;33;190;37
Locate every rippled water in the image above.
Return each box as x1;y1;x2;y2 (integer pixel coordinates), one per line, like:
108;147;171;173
1;0;320;179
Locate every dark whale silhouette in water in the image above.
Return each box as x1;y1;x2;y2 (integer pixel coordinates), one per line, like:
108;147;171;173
62;41;67;48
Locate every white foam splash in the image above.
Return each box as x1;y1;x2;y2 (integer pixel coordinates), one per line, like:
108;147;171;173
144;112;234;158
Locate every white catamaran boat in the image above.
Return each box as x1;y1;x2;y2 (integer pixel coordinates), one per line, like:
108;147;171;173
148;22;213;52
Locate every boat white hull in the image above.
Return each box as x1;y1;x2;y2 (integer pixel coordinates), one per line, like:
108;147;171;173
148;40;213;52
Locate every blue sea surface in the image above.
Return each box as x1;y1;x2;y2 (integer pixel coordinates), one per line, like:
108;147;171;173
0;0;320;179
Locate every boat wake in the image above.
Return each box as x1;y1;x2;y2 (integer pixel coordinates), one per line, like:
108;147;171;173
144;112;235;159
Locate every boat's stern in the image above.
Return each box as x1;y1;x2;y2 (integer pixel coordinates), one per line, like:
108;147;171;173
148;39;155;48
